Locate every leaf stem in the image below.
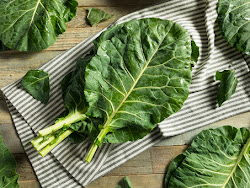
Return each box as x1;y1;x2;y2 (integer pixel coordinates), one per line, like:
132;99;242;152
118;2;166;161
38;112;86;136
85;144;98;163
85;128;109;163
221;136;250;187
39;129;73;157
31;135;55;151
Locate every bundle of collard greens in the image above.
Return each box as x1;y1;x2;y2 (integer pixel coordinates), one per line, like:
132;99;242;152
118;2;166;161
31;18;199;162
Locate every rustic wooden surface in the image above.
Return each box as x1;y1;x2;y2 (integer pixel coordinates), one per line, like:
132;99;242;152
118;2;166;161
0;1;250;188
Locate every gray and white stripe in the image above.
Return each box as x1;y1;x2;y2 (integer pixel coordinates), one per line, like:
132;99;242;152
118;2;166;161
2;0;250;187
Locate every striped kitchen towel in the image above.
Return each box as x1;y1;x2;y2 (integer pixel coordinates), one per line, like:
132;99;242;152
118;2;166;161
2;0;250;187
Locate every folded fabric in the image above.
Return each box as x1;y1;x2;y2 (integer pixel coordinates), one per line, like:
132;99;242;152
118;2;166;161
2;0;250;187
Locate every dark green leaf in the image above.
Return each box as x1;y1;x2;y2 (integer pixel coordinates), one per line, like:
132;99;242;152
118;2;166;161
85;18;193;146
68;132;86;144
164;154;185;187
216;70;238;107
87;8;112;26
217;0;250;55
191;40;199;64
21;70;50;104
61;57;92;114
0;0;78;51
165;126;250;188
0;41;9;51
0;135;20;188
116;176;132;188
69;121;87;132
60;56;99;144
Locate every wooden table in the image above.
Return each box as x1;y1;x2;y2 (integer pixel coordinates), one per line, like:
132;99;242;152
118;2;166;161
1;1;250;187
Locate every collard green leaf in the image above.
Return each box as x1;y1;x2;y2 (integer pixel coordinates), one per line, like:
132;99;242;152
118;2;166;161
0;135;20;188
21;70;50;104
217;0;250;55
164;154;185;187
0;0;78;51
116;176;132;188
59;57;91;142
87;8;112;26
61;56;92;114
165;126;250;188
84;18;193;158
0;41;9;51
216;70;238;107
191;40;199;64
59;56;100;144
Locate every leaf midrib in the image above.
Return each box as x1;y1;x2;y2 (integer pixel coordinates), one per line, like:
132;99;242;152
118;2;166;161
221;137;250;187
27;75;49;87
102;27;172;129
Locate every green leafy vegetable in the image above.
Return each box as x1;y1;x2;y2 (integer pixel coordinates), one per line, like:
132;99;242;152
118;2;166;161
0;41;9;51
87;8;112;26
31;57;91;155
116;176;132;188
0;135;20;188
84;18;193;162
217;0;250;55
165;126;250;188
30;18;197;162
191;40;199;64
216;70;238;107
21;70;50;104
0;0;78;51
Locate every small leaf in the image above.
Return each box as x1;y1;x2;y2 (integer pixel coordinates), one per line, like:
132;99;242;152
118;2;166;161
21;70;50;104
87;8;112;26
0;135;20;188
116;176;132;188
216;70;238;107
217;0;250;55
191;40;199;64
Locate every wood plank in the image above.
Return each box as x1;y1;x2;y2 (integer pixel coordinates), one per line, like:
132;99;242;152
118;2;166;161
87;174;165;188
0;98;11;124
19;180;40;188
0;51;62;88
67;7;141;28
107;149;152;176
0;124;24;153
150;145;187;174
15;154;37;181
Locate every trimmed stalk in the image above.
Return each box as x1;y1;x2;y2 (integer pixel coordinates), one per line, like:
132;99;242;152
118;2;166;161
38;112;86;136
39;129;74;157
30;136;43;147
31;135;55;151
85;128;109;163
